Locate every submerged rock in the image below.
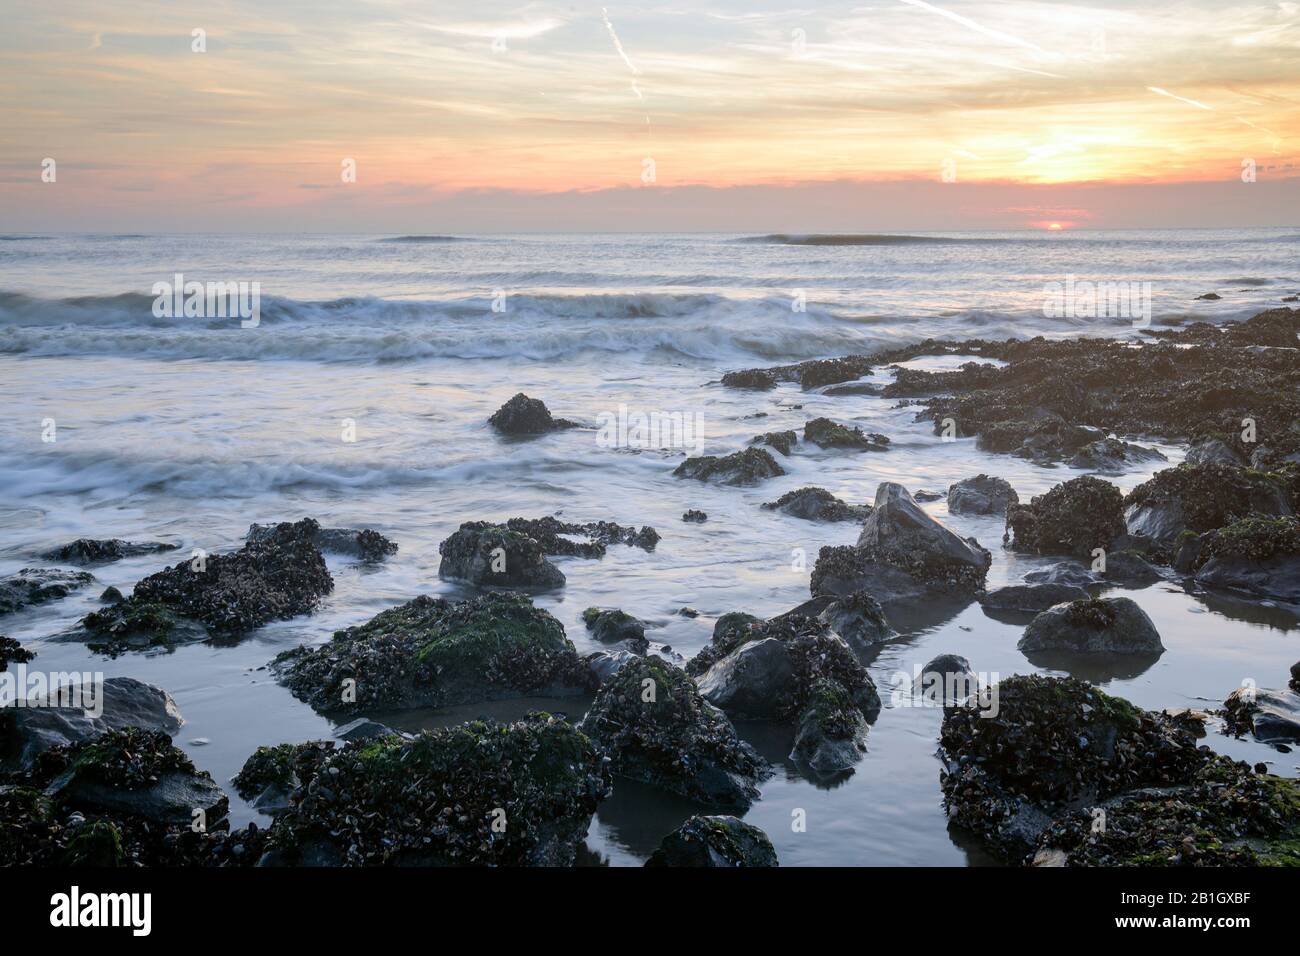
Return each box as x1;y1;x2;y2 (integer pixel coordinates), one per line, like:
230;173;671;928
1222;685;1300;747
645;815;778;867
247;521;397;561
254;714;610;865
915;654;978;705
1019;597;1163;656
488;393;580;436
761;486;872;522
40;539;178;564
947;475;1019;515
581;607;649;654
1006;476;1126;558
980;583;1088;613
682;509;708;523
812;483;990;604
751;430;797;456
579;657;770;811
803;417;889;451
0;677;184;772
0;568;95;616
437;521;566;590
273;592;593;715
673;447;785;485
720;368;777;390
78;519;333;648
1191;515;1300;602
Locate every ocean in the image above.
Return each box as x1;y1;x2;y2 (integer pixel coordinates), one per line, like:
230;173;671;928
1;229;1297;866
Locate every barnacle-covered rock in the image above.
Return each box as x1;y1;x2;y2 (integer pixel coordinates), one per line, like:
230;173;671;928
940;675;1212;862
273;592;593;715
582;607;649;653
1222;685;1300;748
77;518;333;649
255;714;610;866
947;474;1019;515
1005;476;1126;558
1191;515;1300;602
579;657;770;811
1123;462;1291;546
645;815;778;867
0;635;33;672
247;521;397;561
40;538;178;564
750;430;797;456
803;417;889;452
761;486;872;522
438;521;566;590
488;393;580;435
673;447;785;486
1019;597;1164;656
0;568;95;616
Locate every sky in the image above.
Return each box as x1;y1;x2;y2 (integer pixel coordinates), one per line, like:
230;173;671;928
1;0;1298;231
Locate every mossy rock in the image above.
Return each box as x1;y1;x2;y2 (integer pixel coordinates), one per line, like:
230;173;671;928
645;815;778;867
1006;476;1126;558
262;713;610;866
274;592;593;715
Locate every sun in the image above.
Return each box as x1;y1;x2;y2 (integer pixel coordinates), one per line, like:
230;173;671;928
1047;222;1064;231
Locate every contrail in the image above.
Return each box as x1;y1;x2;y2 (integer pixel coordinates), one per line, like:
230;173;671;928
601;8;647;109
1147;86;1212;110
896;0;1046;54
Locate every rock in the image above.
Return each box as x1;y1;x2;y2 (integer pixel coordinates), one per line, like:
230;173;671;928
0;635;34;672
684;612;763;677
581;607;648;653
803;417;889;451
697;638;794;720
78;518;333;647
1191;516;1300;602
1006;476;1126;557
1099;550;1162;585
750;430;797;456
1018;597;1164;655
913;489;943;502
1123;463;1291;546
720;368;777;390
333;718;400;742
692;615;880;777
273;592;593;714
980;583;1089;612
1068;438;1167;474
916;654;978;705
1195;291;1222;300
1022;562;1100;588
584;649;639;685
645;815;777;867
0;677;184;772
1292;660;1300;691
487;393;579;435
761;487;872;522
939;675;1211;862
0;568;94;616
1223;686;1300;746
947;475;1019;515
811;483;990;603
819;589;896;652
579;657;770;811
98;586;123;604
1185;438;1246;468
822;382;882;397
673;447;785;486
34;728;227;829
682;509;707;523
678;607;699;618
247;522;397;561
504;516;659;555
254;715;610;865
437;521;566;590
40;539;178;564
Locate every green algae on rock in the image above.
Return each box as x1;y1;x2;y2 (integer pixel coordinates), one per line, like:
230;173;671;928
257;713;610;866
273;592;594;715
1005;476;1126;558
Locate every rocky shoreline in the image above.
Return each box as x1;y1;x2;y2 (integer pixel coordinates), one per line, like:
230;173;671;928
3;307;1300;866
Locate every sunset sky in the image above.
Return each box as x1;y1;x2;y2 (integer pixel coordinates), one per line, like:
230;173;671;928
2;0;1298;230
